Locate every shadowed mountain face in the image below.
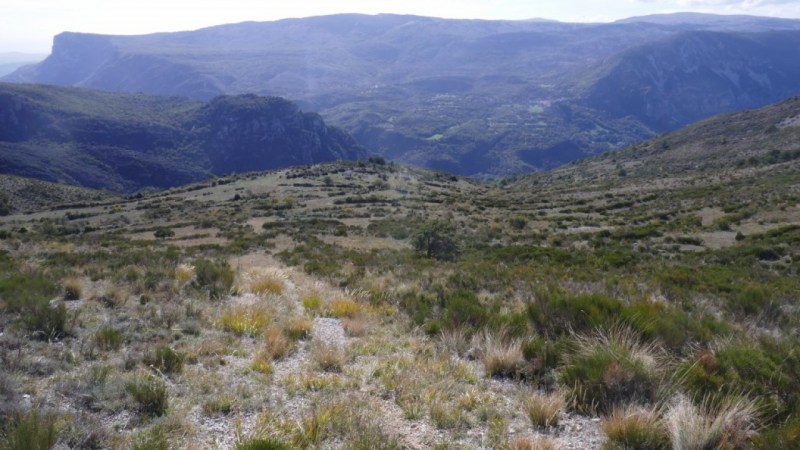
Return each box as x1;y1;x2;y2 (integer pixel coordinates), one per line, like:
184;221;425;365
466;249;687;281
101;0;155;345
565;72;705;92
585;31;800;130
0;83;366;192
5;13;800;176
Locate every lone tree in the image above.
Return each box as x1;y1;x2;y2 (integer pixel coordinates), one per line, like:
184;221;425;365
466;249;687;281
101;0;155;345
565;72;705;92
154;227;175;239
412;220;459;260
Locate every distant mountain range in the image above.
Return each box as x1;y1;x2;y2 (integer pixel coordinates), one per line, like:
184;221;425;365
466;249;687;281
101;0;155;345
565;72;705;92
4;13;800;176
0;83;365;192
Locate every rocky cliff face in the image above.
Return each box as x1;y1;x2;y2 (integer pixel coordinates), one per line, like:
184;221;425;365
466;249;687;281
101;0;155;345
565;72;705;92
197;95;363;174
0;84;366;191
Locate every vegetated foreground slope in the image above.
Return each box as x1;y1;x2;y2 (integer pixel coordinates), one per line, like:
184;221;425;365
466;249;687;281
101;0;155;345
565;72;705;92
0;174;118;216
0;98;799;448
0;83;366;192
5;13;800;176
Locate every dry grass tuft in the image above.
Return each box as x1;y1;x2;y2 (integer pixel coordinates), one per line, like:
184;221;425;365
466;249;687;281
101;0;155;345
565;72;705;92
476;330;524;378
327;298;362;318
284;318;313;340
342;317;368;337
63;277;83;300
508;435;562;450
264;327;295;360
665;394;760;450
525;390;566;428
311;342;347;372
602;404;669;450
250;352;274;374
439;327;470;356
174;264;195;284
249;275;284;295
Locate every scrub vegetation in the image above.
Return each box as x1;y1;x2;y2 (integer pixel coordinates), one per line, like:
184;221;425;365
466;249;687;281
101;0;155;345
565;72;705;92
1;98;800;448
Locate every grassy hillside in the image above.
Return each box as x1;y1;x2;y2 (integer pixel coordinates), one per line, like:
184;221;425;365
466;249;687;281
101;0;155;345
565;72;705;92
0;174;118;216
0;99;799;448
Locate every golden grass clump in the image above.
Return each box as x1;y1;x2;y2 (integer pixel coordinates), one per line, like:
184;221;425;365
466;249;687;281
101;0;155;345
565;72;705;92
239;268;286;296
302;294;323;311
264;327;294;360
63;277;83;300
174;264;195;284
311;342;346;372
602;404;669;450
251;352;274;374
525;390;566;428
476;330;524;378
327;298;361;318
219;305;271;337
249;275;284;295
284;317;313;340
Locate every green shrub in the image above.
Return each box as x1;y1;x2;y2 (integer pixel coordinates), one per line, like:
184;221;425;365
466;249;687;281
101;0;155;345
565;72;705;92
94;326;124;351
522;336;562;377
412;221;459;260
443;290;487;329
680;338;799;422
0;273;58;313
527;288;622;335
0;409;59;450
21;299;68;341
561;328;661;413
143;346;183;375
153;227;175;239
193;258;234;299
753;416;800;450
126;373;168;417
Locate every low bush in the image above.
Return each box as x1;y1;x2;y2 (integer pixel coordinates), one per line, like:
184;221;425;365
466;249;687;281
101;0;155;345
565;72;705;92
0;409;59;450
21;299;68;341
193;258;234;299
561;327;661;413
126;372;169;417
94;326;124;351
143;346;184;375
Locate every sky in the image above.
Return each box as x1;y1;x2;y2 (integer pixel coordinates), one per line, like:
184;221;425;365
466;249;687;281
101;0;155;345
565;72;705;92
3;0;800;54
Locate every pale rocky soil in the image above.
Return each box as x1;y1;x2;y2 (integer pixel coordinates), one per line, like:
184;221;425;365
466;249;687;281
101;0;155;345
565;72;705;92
168;252;605;449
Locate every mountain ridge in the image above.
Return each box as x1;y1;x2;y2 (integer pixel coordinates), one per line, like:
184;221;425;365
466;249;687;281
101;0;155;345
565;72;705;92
6;13;800;176
0;83;366;192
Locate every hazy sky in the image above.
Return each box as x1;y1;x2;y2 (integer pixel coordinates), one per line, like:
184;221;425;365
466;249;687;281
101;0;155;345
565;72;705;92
3;0;800;54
